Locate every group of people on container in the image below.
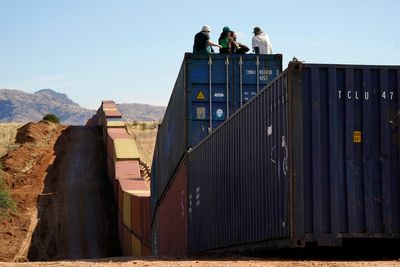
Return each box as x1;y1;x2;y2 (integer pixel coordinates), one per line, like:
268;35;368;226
193;25;272;55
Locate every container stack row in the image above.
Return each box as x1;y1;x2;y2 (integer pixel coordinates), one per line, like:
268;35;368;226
87;100;151;256
152;57;400;255
151;54;283;255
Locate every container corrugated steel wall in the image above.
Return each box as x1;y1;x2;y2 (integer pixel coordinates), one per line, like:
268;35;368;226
291;63;400;245
158;159;188;255
187;62;400;252
188;66;290;252
153;61;186;205
152;53;282;221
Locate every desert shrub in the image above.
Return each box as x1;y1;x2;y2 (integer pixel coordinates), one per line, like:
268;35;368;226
0;174;15;220
42;114;60;124
140;122;147;130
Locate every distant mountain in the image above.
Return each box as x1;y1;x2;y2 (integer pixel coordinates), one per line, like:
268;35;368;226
0;89;166;124
0;89;95;125
117;103;166;122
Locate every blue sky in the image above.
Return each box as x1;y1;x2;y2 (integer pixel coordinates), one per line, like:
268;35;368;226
1;0;399;109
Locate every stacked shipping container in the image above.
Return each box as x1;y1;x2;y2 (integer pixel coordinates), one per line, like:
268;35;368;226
151;53;283;254
87;100;151;256
152;60;400;255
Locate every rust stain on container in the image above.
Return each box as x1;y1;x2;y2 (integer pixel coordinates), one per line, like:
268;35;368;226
158;160;188;255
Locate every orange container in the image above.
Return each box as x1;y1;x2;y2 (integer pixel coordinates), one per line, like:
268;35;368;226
115;161;141;180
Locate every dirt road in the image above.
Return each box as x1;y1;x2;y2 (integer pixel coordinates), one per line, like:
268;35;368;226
27;126;120;261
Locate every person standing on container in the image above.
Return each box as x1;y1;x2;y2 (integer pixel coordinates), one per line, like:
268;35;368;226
193;25;222;54
252;26;272;54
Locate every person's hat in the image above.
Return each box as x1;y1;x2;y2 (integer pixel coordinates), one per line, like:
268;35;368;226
222;26;231;33
202;25;211;32
253;26;262;34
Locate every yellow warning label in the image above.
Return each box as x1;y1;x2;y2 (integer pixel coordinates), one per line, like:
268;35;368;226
196;91;205;100
353;131;362;143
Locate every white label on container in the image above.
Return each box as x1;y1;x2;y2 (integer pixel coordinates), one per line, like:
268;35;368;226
216;109;224;119
267;125;272;136
214;93;224;98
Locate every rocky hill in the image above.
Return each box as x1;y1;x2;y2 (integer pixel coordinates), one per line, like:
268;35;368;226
117;103;165;122
0;89;165;124
0;89;95;125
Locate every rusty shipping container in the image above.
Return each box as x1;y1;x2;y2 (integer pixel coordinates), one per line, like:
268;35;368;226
156;159;188;255
152;53;283;220
187;62;400;252
117;179;150;256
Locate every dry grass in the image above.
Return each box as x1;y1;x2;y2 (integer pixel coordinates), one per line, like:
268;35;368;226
125;122;158;167
0;123;23;158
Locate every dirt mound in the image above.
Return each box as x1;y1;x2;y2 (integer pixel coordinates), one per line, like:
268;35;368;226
0;121;65;262
15;121;53;144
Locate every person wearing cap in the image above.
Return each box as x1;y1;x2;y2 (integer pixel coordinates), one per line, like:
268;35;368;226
252;26;273;54
193;25;222;54
218;26;238;54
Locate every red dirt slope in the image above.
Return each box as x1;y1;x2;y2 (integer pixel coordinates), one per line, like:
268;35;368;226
0;121;65;261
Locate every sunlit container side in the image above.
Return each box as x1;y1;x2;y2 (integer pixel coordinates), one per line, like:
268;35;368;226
102;119;125;146
102;108;121;125
113;139;140;161
115;161;141;179
158;159;188;255
106;129;131;161
152;53;282;219
117;179;150;256
102;100;117;109
104;109;122;117
106;121;125;129
187;62;400;252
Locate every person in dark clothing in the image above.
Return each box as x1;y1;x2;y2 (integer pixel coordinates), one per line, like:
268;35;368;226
193;25;221;54
231;31;250;54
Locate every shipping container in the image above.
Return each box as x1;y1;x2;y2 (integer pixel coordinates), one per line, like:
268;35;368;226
130;191;151;244
115;161;141;180
113;139;140;161
106;129;131;161
117;179;151;256
152;53;282;217
106;120;125;128
187;62;400;252
104;109;122;117
108;128;130;139
158;159;188;255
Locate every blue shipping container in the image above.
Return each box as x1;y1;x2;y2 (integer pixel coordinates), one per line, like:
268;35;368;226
187;62;400;252
151;53;283;220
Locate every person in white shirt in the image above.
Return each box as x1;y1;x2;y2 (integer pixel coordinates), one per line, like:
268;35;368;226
251;26;272;54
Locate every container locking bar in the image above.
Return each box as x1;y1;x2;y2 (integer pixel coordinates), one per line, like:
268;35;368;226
225;56;229;118
208;56;213;133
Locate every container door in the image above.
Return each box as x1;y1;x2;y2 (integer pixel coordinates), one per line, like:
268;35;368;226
188;55;233;148
232;54;282;111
